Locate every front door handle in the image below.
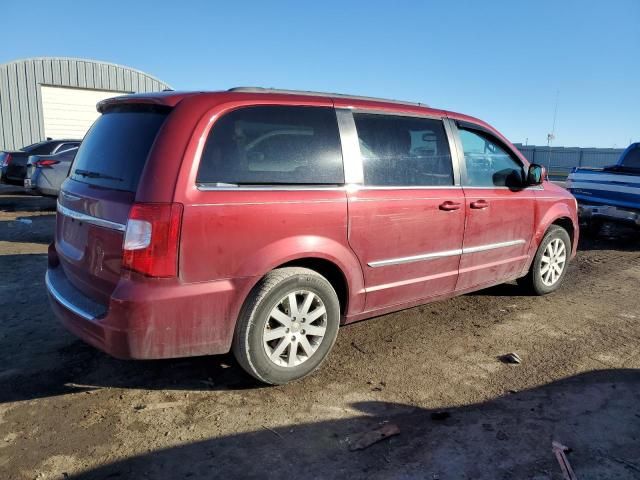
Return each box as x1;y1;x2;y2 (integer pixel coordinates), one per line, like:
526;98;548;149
439;201;462;211
470;200;490;209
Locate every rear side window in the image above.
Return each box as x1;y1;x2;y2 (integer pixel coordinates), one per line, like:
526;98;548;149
197;106;344;185
70;105;169;192
353;113;453;186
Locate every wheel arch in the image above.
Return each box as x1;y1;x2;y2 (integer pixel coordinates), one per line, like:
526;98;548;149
522;205;578;277
231;236;366;324
535;202;579;253
551;216;575;249
277;257;350;318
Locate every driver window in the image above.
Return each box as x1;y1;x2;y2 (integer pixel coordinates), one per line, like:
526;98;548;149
459;129;524;187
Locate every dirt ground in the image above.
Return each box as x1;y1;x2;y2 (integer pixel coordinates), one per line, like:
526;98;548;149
0;184;639;480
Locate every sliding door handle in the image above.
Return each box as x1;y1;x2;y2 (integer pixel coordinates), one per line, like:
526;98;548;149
470;200;490;209
439;201;461;211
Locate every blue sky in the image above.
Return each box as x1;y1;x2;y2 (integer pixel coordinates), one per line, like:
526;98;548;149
3;0;639;147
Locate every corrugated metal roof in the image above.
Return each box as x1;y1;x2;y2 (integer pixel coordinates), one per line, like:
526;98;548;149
0;57;171;150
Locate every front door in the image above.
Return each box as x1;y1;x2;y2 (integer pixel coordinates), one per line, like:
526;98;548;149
453;122;535;291
345;111;466;312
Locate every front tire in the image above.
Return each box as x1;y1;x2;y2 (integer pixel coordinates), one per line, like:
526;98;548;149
232;267;340;385
517;225;571;295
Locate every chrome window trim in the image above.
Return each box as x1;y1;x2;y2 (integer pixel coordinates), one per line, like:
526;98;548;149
336;108;364;185
45;271;95;321
462;186;544;191
57;202;126;232
448;119;469;184
353;185;462;191
443;118;462;186
195;184;468;192
196;184;348;192
54;142;80;154
349;108;442;120
368;239;526;268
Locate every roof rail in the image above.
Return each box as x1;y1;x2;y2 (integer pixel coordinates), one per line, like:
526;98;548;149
227;86;429;108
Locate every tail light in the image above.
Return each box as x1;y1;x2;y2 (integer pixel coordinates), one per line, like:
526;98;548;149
2;153;12;167
122;203;183;277
34;159;60;168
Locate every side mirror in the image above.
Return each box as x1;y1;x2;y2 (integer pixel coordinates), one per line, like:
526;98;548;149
527;163;546;186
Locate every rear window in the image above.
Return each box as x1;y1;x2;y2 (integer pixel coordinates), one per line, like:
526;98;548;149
23;141;57;155
69;105;169;192
197;106;344;185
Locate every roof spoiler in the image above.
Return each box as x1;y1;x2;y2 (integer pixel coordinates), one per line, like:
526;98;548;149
97;95;171;113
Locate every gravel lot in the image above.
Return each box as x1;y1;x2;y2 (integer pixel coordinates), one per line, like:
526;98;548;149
1;185;639;479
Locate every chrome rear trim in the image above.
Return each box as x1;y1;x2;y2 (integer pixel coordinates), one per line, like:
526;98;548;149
45;271;95;321
57;202;126;232
196;185;347;192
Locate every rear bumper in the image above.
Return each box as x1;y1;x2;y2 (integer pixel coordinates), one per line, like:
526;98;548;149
1;170;23;186
25;169;58;196
578;203;640;226
46;266;255;359
3;165;27;184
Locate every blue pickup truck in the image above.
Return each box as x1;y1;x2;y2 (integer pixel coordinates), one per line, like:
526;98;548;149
566;142;640;230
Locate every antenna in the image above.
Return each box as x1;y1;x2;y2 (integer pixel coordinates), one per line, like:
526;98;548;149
546;90;559;173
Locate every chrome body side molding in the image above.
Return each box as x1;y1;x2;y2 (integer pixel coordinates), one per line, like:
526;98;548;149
368;239;526;268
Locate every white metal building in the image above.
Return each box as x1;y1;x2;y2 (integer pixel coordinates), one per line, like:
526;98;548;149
0;57;171;150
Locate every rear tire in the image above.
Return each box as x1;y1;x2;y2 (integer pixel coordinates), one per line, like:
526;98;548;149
232;267;340;385
517;225;571;295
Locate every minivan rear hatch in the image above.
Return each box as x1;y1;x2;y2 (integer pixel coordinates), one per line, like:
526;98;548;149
56;104;171;305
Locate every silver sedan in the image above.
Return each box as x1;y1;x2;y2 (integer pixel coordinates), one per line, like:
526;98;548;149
24;147;78;197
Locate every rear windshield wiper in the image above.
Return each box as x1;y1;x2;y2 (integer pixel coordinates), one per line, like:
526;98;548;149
74;169;123;182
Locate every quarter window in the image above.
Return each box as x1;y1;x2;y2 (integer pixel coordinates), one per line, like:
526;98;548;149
197;106;344;185
459;129;524;187
353;113;453;186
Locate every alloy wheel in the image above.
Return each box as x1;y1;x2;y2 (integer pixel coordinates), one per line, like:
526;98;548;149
263;290;327;367
540;238;567;286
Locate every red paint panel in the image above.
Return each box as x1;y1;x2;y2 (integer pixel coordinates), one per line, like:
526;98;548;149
347;188;465;311
56;180;134;304
456;188;535;291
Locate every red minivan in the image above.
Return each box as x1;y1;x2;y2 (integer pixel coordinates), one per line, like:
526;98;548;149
46;88;578;384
